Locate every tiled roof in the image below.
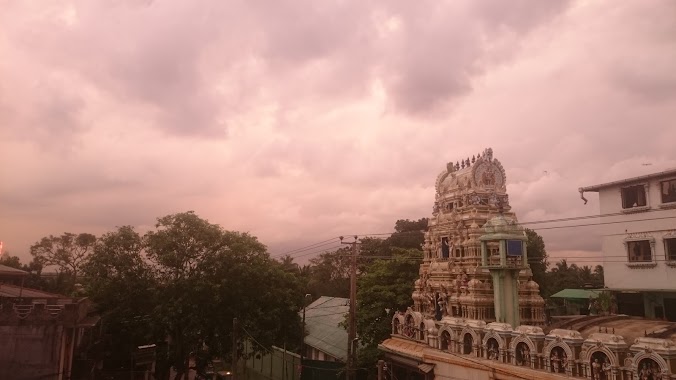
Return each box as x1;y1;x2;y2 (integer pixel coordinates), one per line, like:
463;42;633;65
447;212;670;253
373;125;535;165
303;296;349;361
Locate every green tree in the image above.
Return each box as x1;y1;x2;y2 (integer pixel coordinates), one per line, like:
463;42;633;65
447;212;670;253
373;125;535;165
277;254;300;273
355;249;421;374
359;237;392;260
30;232;97;281
0;252;23;269
525;228;548;295
387;218;428;250
306;248;352;299
143;211;303;380
82;226;159;370
592;265;604;287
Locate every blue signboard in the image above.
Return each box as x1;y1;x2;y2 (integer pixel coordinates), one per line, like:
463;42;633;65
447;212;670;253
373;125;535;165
507;240;523;256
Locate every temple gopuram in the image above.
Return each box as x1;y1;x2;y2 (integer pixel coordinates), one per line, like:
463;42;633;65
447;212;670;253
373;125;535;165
380;149;676;380
413;147;545;326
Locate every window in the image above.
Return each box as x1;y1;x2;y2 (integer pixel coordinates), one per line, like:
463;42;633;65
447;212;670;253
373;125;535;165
622;185;646;209
627;240;652;262
661;179;676;204
666;238;676;262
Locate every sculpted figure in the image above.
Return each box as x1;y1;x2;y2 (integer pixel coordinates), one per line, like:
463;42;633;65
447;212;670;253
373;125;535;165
591;359;601;380
602;359;611;380
522;345;530;366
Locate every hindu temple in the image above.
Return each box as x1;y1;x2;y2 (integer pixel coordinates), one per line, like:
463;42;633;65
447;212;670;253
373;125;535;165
380;148;676;380
412;147;545;327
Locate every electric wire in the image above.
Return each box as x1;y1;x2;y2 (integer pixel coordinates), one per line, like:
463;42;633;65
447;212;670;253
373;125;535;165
340;206;676;238
270;238;342;258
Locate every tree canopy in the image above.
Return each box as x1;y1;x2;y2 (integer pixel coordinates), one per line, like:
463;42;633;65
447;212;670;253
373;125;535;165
76;212;303;380
525;228;548;292
356;248;421;368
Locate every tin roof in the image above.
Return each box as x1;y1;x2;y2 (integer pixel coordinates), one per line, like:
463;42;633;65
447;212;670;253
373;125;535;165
303;296;349;361
550;288;601;299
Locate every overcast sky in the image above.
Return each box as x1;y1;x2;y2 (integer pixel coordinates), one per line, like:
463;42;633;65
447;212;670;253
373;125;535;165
1;0;675;265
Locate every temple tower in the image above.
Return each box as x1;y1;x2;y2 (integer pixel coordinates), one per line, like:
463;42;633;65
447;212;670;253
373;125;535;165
414;148;545;326
480;215;528;327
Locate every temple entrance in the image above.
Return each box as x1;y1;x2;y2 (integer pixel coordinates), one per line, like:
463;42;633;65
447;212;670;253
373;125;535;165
515;342;531;366
549;346;567;373
404;315;416;338
462;333;473;355
486;338;499;360
590;351;611;380
637;358;661;380
440;331;450;351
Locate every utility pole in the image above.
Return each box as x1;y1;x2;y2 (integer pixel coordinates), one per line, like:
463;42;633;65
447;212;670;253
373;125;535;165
232;317;238;380
340;236;359;380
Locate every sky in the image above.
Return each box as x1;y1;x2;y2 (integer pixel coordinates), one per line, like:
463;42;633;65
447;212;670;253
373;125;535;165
1;0;675;266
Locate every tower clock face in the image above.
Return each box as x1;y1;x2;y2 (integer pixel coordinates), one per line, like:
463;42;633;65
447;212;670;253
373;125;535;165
473;162;504;188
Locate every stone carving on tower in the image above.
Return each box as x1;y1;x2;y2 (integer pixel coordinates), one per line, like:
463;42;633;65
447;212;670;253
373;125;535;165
415;148;545;326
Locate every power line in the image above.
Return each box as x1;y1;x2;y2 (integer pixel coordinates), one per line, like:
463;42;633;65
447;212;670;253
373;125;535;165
291;244;344;260
341;207;676;238
532;215;676;231
241;326;275;356
272;244;344;261
270;238;342;258
351;255;673;261
273;208;676;262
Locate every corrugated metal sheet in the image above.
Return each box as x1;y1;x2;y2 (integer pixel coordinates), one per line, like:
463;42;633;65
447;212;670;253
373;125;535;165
550;289;601;299
303;296;349;361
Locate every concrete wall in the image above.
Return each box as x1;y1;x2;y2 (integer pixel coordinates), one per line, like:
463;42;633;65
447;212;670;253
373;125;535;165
596;175;676;291
0;325;65;380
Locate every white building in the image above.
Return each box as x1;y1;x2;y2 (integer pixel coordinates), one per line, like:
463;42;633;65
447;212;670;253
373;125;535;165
579;168;676;320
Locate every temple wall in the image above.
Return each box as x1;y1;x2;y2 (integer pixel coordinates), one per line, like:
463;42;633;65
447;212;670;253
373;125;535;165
387;311;676;380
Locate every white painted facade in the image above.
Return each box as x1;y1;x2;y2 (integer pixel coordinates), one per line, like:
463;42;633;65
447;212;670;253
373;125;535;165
579;168;676;320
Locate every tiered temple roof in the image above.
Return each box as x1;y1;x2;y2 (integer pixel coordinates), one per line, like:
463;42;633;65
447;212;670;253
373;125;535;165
415;148;545;326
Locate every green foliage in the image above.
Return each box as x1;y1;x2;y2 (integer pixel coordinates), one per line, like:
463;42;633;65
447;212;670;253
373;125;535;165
302;218;428;301
29;232;96;286
523;229;605;301
139;212;301;378
0;253;22;269
306;248;352;299
69;212;303;380
356;249;421;373
388;218;428;250
544;259;605;300
82;226;159;368
525;228;548;293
